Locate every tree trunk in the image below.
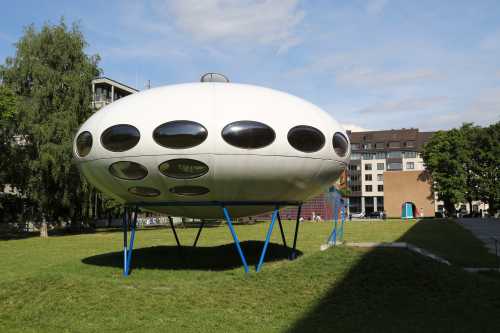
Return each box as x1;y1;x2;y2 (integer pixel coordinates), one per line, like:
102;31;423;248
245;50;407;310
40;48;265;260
40;217;48;238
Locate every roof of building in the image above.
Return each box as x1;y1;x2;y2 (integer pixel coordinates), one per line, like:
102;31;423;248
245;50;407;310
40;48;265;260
92;77;139;93
346;128;435;151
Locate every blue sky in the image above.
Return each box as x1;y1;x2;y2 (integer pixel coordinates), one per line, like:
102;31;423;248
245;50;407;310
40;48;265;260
1;0;499;131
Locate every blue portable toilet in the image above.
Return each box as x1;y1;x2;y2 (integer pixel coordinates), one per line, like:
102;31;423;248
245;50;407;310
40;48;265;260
402;202;414;219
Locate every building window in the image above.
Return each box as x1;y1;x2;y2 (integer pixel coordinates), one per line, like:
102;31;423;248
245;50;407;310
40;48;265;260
101;124;140;152
387;162;402;170
389;141;401;148
364;163;372;171
351;143;360;150
159;159;209;179
222;121;275;149
348;164;360;171
387;151;402;158
349;175;359;181
378;185;384;192
375;142;385;149
351;185;361;192
406;140;416;147
363;143;373;150
154;120;208;149
403;151;417;158
109;161;148;180
363;153;375;160
375;152;386;159
76;131;92;157
377;163;384;170
365;174;372;181
128;186;160;197
169;185;210;196
351;152;361;160
365;185;372;192
287;125;325;153
406;162;415;170
332;132;349;157
377;196;384;210
377;174;383;181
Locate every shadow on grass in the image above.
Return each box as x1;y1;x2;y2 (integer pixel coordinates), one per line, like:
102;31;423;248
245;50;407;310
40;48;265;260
82;240;302;271
288;220;500;332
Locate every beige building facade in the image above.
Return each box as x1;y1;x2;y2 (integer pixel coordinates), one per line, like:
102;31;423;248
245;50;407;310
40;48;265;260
383;170;435;218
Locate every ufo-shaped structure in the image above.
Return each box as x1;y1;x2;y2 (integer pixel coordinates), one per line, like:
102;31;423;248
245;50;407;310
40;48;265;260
74;74;350;274
74;77;350;217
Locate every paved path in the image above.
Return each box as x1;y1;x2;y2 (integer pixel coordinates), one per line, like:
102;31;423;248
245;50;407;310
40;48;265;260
458;218;500;255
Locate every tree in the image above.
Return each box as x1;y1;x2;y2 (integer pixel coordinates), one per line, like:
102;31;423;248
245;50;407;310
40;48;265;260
1;20;100;236
0;85;18;192
421;129;468;215
472;122;500;215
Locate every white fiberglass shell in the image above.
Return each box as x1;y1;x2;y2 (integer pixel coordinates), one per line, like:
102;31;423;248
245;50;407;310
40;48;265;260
74;83;349;218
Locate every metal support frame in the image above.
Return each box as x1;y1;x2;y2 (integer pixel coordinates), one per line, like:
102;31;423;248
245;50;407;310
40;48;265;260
276;211;287;248
290;205;302;260
168;216;181;248
193;220;205;247
123;206;138;276
121;200;303;276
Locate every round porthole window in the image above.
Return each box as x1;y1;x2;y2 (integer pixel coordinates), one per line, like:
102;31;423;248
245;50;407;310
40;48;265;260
287;125;325;153
159;159;209;179
169;186;210;196
101;124;140;152
153;120;207;149
76;131;92;157
109;161;148;180
221;120;275;149
332;132;349;157
128;186;160;197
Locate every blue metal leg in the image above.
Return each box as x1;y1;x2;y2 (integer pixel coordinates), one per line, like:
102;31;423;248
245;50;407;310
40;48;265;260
256;208;279;272
125;207;138;276
327;207;338;246
222;207;249;273
123;207;128;276
340;206;345;241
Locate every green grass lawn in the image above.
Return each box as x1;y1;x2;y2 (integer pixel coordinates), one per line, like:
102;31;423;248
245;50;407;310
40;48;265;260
1;220;499;332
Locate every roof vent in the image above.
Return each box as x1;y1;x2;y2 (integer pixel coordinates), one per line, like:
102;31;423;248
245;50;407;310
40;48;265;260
200;73;229;83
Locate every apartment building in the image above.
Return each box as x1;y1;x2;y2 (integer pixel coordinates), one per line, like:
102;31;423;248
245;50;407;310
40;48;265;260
346;128;434;217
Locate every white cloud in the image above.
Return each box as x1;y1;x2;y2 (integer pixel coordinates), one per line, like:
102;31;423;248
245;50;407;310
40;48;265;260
167;0;304;50
365;0;389;15
336;68;443;87
358;96;448;114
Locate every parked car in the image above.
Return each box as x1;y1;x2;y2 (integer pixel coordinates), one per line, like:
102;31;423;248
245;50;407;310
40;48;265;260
351;212;365;219
366;211;384;219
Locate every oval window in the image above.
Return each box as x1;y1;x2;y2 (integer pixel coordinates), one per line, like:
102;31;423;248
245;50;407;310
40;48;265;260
333;132;349;157
287;125;325;153
159;159;209;179
169;186;210;196
221;121;275;149
153;120;207;149
128;186;160;197
109;161;148;180
101;124;140;152
76;131;92;157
